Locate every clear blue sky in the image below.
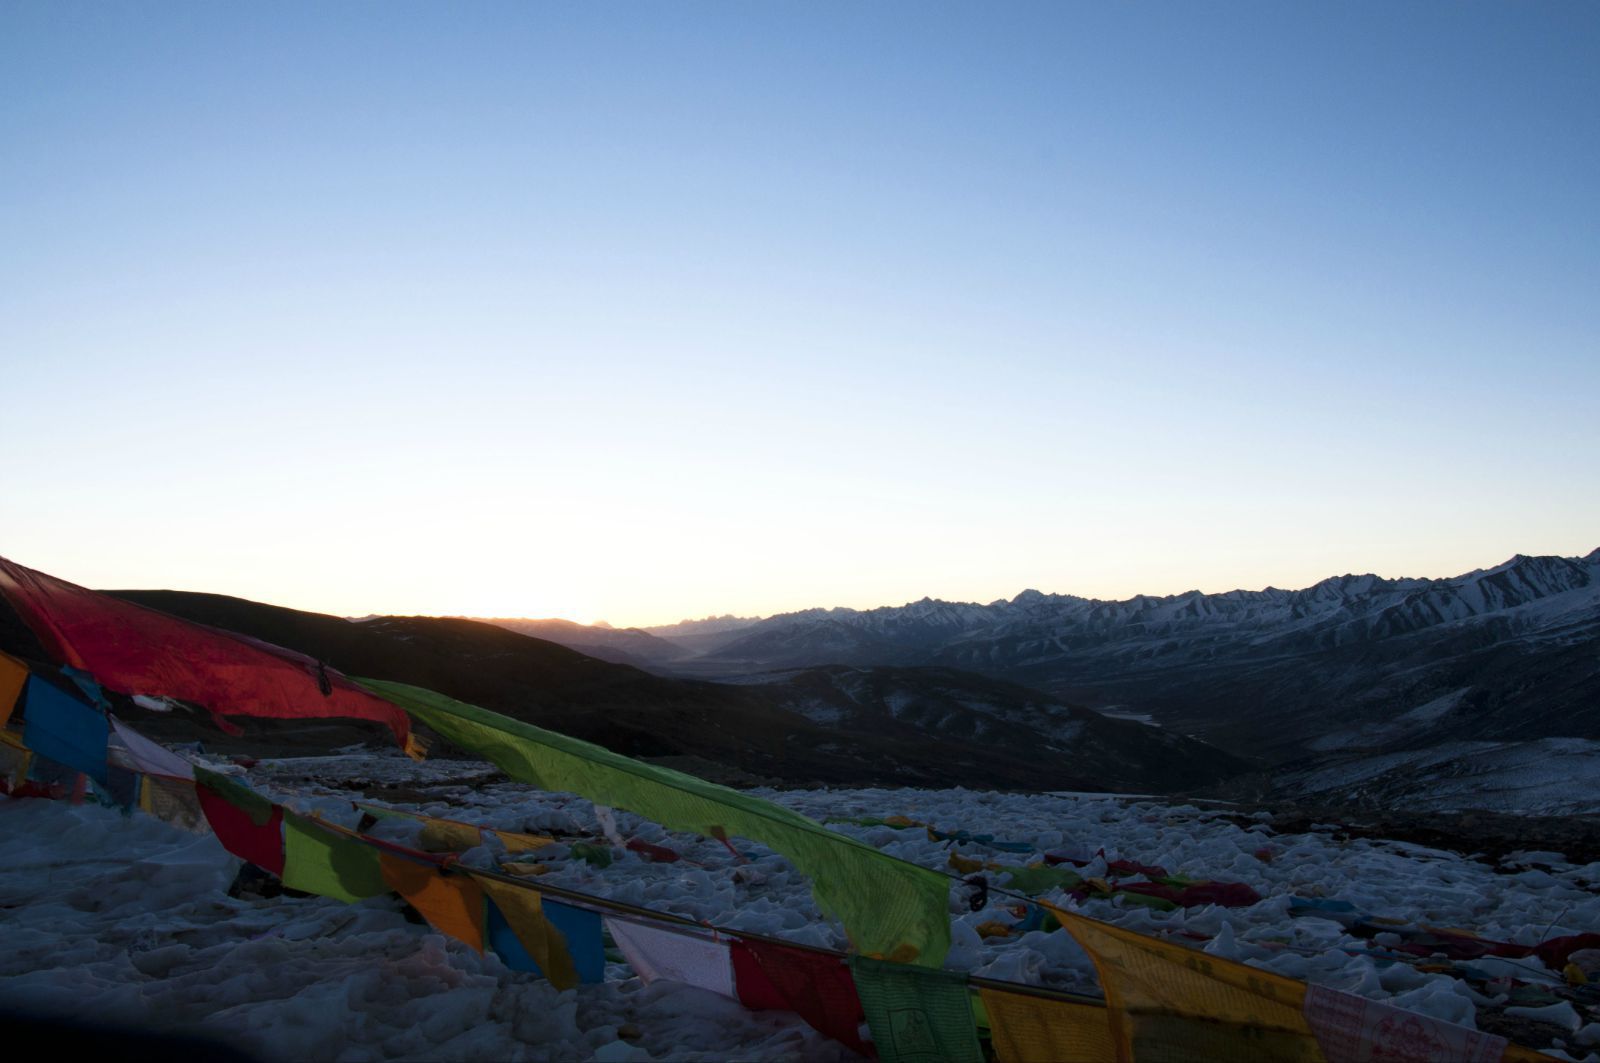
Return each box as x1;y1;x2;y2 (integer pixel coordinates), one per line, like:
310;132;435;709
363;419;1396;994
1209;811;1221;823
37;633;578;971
3;2;1596;626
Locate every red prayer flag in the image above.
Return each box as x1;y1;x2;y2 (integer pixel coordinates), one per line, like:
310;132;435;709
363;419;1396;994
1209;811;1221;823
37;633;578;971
196;777;286;875
730;938;876;1057
625;838;680;863
0;556;412;749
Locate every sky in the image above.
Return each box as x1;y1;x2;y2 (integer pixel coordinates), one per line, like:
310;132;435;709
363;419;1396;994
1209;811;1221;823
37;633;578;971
2;2;1597;628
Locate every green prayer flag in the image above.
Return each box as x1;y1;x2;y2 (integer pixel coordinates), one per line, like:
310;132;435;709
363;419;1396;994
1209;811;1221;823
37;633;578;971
358;678;951;967
283;812;388;903
1000;864;1083;896
1115;889;1179;912
849;955;984;1063
569;840;614;868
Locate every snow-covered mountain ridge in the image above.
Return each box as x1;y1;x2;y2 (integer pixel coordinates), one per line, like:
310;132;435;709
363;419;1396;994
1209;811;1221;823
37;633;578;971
682;551;1600;764
706;551;1600;667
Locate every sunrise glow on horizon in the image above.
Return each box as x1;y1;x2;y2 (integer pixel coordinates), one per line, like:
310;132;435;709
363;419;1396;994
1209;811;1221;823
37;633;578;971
3;3;1596;630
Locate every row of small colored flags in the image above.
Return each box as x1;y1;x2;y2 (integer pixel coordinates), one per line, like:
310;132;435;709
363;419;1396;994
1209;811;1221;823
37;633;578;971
1;644;1557;1062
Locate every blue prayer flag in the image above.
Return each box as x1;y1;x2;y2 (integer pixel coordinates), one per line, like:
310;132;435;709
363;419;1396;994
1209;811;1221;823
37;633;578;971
487;897;605;984
22;678;109;784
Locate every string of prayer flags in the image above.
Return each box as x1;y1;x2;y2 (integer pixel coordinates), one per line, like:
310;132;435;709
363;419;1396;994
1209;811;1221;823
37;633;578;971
354;801;555;854
195;766;286;874
20;677;109;785
476;875;582;990
849;955;983;1063
979;987;1119;1063
0;650;27;728
379;853;485;952
282;812;387;903
359;678;951;967
728;938;874;1057
606;918;736;1000
19;696;1561;1062
0;556;415;751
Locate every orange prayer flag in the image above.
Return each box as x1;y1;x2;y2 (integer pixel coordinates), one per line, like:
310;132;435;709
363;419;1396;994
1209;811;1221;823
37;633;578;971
471;873;580;990
379;853;486;953
402;732;428;761
0;650;27;729
979;987;1118;1063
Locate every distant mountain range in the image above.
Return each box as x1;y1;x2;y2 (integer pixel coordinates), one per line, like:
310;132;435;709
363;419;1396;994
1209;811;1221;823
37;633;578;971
5;547;1590;809
477;551;1600;771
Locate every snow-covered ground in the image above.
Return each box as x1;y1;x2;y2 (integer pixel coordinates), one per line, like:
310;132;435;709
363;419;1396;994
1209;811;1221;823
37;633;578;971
5;749;1600;1060
0;797;854;1062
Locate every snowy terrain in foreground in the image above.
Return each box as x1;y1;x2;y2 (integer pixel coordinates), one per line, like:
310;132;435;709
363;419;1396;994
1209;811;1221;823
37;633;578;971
4;750;1600;1061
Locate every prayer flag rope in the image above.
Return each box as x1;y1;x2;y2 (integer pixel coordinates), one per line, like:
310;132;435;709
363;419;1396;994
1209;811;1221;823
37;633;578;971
0;615;1567;1062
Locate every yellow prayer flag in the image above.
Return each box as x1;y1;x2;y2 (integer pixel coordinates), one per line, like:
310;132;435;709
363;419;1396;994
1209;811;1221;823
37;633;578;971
980;987;1119;1063
418;819;483;853
139;774;206;832
379;853;486;953
499;861;551;876
492;828;557;853
472;873;580;991
949;851;984;874
1046;904;1322;1063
